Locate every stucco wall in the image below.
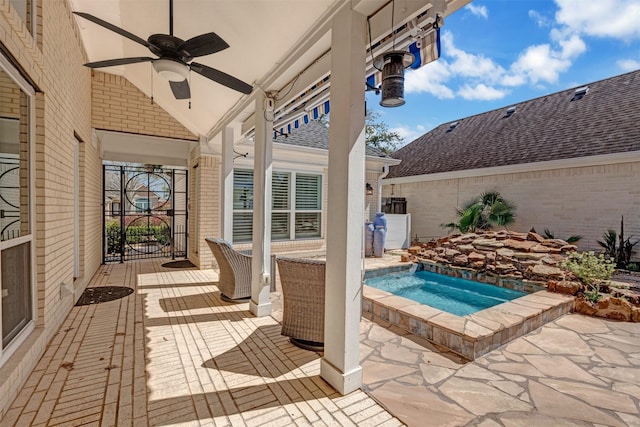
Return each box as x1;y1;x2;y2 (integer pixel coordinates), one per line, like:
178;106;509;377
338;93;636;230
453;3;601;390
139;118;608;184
383;161;640;253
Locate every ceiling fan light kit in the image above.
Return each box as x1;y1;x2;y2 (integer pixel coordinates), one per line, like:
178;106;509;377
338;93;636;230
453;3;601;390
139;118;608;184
153;58;189;82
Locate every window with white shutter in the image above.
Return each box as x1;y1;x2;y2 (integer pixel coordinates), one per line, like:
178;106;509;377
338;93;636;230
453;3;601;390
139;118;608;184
232;169;322;243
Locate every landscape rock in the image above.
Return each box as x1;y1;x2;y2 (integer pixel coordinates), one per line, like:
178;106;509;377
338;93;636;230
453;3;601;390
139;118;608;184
413;230;575;287
468;252;486;262
531;244;552;253
503;239;538;251
457;244;475;253
574;297;598;316
573;295;639;322
541;254;565;266
473;238;505;249
452;254;469;266
527;231;545;243
541;238;569;248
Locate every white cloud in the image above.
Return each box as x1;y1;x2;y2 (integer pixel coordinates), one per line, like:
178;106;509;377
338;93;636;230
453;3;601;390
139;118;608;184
555;0;640;41
390;124;429;145
404;60;455;99
528;10;551;27
506;30;585;85
442;32;506;81
464;4;488;19
618;58;640;71
457;84;508;100
508;44;568;84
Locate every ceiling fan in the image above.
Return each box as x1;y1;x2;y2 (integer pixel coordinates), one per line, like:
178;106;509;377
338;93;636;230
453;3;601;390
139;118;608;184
73;1;253;101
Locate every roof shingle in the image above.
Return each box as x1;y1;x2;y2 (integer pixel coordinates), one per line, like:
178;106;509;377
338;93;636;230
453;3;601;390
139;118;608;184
273;121;389;158
388;70;640;178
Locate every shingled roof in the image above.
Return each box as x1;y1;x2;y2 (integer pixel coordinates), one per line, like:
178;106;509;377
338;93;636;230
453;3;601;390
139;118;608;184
273;120;389;158
387;70;640;179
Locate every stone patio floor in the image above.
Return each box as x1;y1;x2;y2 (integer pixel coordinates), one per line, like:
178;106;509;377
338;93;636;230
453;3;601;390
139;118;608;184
1;257;639;426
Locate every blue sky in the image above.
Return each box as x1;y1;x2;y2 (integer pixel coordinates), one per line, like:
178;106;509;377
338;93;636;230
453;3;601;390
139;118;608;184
366;0;640;145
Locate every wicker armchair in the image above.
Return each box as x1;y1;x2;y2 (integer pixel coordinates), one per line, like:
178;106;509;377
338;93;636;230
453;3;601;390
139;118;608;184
205;238;252;302
276;257;325;351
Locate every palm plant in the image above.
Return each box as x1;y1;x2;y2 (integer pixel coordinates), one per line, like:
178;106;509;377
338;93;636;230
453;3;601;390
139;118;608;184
543;228;583;244
597;216;639;269
443;191;516;233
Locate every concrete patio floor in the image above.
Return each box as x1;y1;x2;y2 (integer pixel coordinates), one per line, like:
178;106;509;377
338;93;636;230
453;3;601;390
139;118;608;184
1;258;639;426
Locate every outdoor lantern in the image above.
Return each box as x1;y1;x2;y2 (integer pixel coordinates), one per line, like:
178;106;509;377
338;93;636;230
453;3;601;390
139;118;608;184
366;183;374;195
374;51;415;107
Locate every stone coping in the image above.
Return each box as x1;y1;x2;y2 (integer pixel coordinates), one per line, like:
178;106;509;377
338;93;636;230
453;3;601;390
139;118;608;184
362;266;574;360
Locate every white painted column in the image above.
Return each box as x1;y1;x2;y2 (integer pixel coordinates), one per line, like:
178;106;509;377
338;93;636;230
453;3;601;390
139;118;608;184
250;90;273;317
221;125;235;241
320;3;366;395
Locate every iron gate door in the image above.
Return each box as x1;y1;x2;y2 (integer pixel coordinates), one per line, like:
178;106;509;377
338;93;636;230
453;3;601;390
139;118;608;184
103;164;188;263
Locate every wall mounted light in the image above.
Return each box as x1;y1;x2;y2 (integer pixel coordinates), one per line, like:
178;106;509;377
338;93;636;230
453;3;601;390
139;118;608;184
366;183;374;195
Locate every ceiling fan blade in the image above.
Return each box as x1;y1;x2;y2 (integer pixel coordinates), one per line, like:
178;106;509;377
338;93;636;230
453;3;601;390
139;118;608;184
190;62;252;94
73;12;150;48
84;57;154;68
169;80;191;100
178;33;229;58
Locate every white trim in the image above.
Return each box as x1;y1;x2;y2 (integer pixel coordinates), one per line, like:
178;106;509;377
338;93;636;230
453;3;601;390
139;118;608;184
96;130;194;167
0;322;34;366
383;151;640;185
0;56;37;364
0;55;35;96
73;139;80;279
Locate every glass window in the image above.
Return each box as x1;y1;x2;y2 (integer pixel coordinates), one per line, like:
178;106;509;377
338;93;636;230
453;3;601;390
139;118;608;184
0;66;33;355
135;198;149;212
232;170;322;243
2;242;32;348
8;0;35;36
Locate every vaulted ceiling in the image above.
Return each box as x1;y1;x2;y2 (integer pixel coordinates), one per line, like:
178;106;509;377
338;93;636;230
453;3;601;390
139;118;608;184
70;0;469;141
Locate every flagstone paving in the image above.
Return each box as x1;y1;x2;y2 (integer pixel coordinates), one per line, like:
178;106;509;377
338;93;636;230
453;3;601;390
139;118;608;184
2;257;640;427
357;311;640;427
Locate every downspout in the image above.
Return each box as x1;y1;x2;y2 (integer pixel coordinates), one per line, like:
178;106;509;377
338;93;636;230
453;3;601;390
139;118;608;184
377;163;390;213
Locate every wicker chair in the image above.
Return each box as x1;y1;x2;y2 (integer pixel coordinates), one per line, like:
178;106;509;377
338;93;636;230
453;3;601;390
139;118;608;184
205;238;252;302
276;257;325;351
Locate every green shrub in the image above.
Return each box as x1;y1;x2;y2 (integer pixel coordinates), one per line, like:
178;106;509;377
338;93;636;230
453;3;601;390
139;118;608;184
562;251;615;287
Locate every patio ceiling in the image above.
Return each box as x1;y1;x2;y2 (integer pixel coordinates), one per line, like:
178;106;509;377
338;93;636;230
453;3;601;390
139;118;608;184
70;0;468;141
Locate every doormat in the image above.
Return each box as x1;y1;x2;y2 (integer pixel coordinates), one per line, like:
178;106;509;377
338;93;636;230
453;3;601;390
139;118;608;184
75;286;134;306
161;260;196;269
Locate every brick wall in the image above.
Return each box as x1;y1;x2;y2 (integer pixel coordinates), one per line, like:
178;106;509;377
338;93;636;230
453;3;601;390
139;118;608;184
0;0;102;417
188;153;220;268
384;162;640;252
92;71;197;141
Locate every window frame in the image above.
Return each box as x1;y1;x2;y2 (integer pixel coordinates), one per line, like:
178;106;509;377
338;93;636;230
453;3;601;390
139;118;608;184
232;168;323;243
0;53;36;367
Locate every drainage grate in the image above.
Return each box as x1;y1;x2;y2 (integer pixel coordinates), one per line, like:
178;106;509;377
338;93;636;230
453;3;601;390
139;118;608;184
75;286;134;306
161;260;196;269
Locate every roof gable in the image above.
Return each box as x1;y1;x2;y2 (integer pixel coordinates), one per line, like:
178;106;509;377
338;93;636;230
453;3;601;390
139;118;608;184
388;70;640;178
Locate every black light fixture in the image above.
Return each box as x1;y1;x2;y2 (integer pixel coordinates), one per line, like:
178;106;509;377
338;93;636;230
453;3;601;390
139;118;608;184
372;0;414;107
366;183;374;195
374;51;414;107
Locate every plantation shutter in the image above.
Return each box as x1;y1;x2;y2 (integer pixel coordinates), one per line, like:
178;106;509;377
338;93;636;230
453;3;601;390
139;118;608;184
271;172;290;240
272;172;290;210
295;174;321;238
233;169;254;242
295;174;321;210
233;169;253;210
